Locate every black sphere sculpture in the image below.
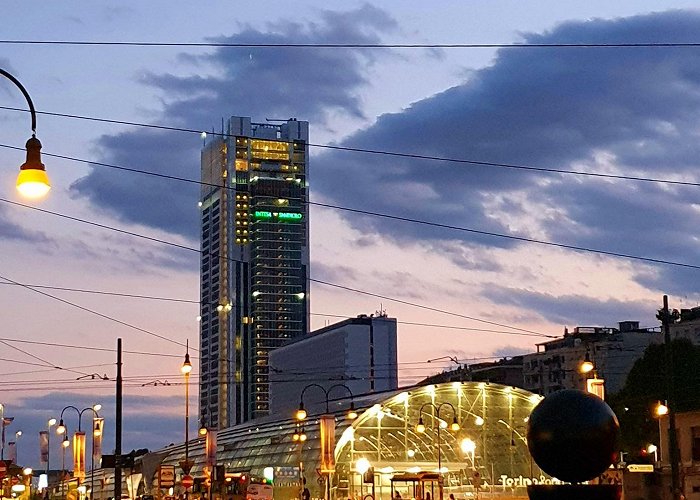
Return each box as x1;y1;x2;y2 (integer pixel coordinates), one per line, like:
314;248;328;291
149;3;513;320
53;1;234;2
526;390;621;500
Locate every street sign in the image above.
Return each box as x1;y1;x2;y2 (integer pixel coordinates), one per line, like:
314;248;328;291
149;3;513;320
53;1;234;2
159;465;175;487
627;464;654;473
181;474;194;489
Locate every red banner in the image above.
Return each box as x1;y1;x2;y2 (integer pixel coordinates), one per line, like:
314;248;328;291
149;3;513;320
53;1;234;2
205;429;217;467
73;431;86;479
319;415;336;473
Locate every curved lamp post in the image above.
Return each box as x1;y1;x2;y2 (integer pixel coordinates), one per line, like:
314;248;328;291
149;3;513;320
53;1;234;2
415;402;460;500
0;68;50;198
294;384;357;500
55;404;102;500
294;383;358;421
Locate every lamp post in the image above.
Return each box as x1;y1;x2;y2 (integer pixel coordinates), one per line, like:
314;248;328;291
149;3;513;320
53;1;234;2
55;404;102;499
294;383;357;500
61;434;70;498
14;430;22;465
47;418;56;478
180;343;194;499
0;68;50;198
415;402;460;500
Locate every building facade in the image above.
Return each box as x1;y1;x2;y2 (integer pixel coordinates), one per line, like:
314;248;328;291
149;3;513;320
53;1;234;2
269;314;399;417
522;321;660;396
199;117;310;428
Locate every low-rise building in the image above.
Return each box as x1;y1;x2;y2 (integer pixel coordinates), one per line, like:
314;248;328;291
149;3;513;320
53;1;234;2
522;321;660;396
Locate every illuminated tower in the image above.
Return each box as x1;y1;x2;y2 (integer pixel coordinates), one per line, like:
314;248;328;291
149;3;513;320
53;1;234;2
199;117;310;427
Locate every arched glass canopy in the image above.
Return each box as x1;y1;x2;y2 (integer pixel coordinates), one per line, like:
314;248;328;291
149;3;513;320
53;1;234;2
334;382;545;499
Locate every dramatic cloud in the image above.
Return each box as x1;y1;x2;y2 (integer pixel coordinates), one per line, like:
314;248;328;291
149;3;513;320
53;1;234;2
310;10;700;293
481;286;654;326
69;8;700;306
70;5;398;240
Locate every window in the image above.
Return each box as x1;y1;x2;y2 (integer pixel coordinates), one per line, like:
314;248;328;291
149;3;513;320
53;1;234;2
692;426;700;462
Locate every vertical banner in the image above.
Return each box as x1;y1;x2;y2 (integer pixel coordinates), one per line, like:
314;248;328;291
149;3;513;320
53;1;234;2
39;431;49;464
73;431;86;479
93;418;104;464
205;429;217;467
319;415;336;473
7;441;16;463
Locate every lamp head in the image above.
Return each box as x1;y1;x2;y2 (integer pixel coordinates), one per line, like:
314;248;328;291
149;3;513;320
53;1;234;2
48;418;57;427
62;436;70;448
15;430;22;437
16;136;50;199
655;402;669;417
181;353;192;374
299;432;307;442
56;419;66;435
92;404;102;412
295;403;307;421
198;426;208;437
450;418;460;432
579;352;594;374
416;418;426;434
346;403;358;420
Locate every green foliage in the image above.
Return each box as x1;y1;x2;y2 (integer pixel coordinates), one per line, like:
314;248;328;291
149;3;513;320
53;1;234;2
608;337;700;458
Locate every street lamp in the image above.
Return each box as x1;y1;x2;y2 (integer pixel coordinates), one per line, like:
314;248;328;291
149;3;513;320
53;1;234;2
294;384;356;500
61;434;70;498
14;430;22;464
0;68;50;198
415;402;460;500
180;343;194;497
460;438;477;470
46;417;57;485
56;404;102;499
579;352;594;374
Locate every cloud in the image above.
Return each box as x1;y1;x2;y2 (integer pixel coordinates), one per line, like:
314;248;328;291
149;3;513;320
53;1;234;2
6;392;183;467
0;205;53;243
69;9;700;297
481;286;655;327
308;10;700;291
70;5;399;239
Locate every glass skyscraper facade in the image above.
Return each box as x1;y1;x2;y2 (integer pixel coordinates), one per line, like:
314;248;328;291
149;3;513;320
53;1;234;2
200;117;310;428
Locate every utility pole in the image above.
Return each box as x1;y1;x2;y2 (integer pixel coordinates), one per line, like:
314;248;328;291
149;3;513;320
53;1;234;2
660;296;681;500
114;338;123;500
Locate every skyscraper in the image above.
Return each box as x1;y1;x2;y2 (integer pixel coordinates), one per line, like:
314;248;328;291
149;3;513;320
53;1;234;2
199;117;310;428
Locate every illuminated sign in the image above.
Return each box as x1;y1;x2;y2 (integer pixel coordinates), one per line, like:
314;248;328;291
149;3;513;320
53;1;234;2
628;464;654;473
253;211;303;221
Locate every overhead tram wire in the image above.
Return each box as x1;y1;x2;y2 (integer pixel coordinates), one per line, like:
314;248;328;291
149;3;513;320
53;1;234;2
2;40;700;49
0;277;545;336
0;337;192;359
0;200;552;339
0;271;194;350
1;144;698;270
0;339;93;378
2;105;699;189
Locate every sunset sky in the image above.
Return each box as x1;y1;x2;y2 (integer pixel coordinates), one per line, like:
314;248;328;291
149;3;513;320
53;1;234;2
2;1;700;468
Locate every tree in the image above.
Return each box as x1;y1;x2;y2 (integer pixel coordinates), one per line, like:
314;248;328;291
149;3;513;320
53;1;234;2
608;337;700;459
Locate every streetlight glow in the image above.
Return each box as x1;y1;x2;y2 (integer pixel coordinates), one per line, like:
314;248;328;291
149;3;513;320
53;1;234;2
355;457;371;475
48;418;57;427
416;418;426;434
181;353;192;374
295;403;307;421
656;402;669;416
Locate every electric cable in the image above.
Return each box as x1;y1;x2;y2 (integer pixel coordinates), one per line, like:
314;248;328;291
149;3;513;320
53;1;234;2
1;106;697;189
2;40;700;49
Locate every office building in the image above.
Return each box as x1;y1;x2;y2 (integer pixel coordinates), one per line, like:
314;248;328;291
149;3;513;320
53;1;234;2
269;314;398;416
199;116;310;428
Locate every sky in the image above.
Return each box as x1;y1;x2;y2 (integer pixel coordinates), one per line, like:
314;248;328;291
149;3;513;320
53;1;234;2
2;0;700;469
